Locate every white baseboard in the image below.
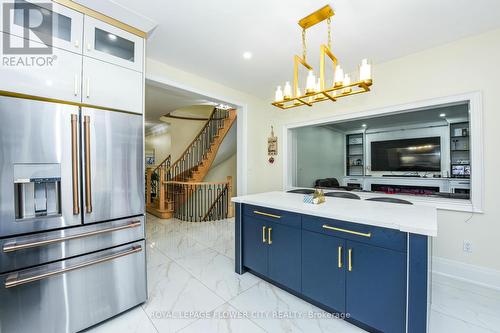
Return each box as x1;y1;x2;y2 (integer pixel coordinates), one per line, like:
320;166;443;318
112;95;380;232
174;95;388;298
432;256;500;291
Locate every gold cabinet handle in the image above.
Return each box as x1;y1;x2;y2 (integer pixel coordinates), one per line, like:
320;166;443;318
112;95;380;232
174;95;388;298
84;115;92;213
338;246;343;268
268;227;272;245
71;114;80;215
262;226;267;243
253;211;281;219
348;248;353;272
322;225;371;238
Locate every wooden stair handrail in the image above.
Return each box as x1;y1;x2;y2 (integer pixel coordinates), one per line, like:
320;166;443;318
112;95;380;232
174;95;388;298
164;180;229;186
202;185;228;221
169;107;217;169
202;176;232;221
152;154;171;173
150;107;235;221
166;108;235;178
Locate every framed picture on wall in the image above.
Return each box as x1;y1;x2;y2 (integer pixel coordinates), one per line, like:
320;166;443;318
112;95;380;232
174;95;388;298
145;149;155;165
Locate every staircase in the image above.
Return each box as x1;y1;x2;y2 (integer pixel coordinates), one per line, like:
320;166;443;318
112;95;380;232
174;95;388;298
146;107;237;220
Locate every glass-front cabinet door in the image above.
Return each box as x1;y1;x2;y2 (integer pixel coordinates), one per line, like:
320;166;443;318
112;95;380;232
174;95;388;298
83;16;143;72
2;0;84;53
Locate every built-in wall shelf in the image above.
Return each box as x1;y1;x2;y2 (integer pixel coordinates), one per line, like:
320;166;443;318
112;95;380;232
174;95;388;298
346;133;364;176
450;121;470;179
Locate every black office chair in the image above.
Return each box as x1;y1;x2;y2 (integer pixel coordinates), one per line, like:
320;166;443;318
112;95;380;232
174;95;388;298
287;189;315;194
324;192;361;200
314;178;340;188
365;197;413;205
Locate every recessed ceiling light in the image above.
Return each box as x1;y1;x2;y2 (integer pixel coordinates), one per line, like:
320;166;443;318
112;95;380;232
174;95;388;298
439;113;446;117
242;52;252;60
362;124;367;127
108;33;117;41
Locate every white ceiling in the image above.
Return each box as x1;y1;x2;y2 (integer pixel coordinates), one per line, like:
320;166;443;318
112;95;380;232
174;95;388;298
145;83;213;122
324;103;469;132
112;0;500;99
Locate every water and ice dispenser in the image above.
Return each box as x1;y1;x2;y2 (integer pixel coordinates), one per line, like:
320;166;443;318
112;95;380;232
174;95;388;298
14;164;62;219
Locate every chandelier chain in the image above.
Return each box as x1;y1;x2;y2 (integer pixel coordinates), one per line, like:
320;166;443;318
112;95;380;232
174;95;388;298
302;28;306;61
327;17;331;50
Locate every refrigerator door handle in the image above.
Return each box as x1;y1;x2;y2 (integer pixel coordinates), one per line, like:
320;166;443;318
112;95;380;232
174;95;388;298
84;115;93;214
71;114;80;215
4;245;142;289
2;220;141;253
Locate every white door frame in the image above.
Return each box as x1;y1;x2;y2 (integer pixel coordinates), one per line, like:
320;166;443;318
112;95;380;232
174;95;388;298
145;74;248;196
282;91;484;213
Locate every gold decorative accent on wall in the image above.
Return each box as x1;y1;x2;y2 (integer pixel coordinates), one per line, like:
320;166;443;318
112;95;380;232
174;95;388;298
268;126;278;164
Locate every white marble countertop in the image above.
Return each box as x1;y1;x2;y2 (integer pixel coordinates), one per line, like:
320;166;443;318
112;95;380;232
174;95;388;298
232;191;437;236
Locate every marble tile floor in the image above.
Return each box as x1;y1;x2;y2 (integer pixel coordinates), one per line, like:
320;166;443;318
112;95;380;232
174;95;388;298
84;214;500;333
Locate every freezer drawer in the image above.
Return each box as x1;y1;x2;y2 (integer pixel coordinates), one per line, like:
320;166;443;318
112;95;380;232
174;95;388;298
0;216;145;273
0;240;147;333
81;108;144;223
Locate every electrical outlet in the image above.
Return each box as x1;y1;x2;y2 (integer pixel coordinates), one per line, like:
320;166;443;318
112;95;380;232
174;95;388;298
463;240;472;253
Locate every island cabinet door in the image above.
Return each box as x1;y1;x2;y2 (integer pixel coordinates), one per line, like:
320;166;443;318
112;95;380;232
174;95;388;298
242;216;268;276
267;222;301;291
302;230;346;313
345;241;407;333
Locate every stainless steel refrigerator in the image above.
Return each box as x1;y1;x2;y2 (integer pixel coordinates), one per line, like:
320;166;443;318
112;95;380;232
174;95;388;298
0;96;147;333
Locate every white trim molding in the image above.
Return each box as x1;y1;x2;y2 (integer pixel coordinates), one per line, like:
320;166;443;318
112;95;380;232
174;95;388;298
432;256;500;291
282;92;484;213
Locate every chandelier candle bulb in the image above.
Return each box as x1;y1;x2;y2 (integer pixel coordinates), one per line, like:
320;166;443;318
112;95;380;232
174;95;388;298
359;59;372;84
275;86;284;102
314;78;323;100
343;74;352;93
334;65;344;87
283;81;292;100
305;70;317;94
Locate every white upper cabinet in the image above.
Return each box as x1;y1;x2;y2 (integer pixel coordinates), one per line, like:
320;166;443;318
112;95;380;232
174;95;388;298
0;32;83;103
83;16;144;72
82;56;143;114
1;0;84;54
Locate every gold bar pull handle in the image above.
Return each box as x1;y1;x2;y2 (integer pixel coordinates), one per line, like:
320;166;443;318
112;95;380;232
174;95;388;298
338;246;343;268
348;248;353;272
268;227;272;245
322;225;371;238
84;115;92;213
253;211;281;219
262;226;267;243
71;114;79;215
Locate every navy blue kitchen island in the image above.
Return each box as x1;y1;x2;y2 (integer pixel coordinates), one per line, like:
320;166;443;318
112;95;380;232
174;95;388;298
233;191;437;333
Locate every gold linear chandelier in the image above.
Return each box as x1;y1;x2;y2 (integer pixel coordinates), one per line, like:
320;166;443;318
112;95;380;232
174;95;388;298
272;5;373;110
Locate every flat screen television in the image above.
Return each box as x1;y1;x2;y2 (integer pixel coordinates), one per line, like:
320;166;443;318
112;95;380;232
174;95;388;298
371;137;441;172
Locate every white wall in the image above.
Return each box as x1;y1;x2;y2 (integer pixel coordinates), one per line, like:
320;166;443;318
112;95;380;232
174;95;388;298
294;126;344;187
146;27;500;274
145;130;171;166
205;153;237;197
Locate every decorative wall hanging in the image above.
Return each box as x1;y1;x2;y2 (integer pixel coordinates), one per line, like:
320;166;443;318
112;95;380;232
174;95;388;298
268;126;278;164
